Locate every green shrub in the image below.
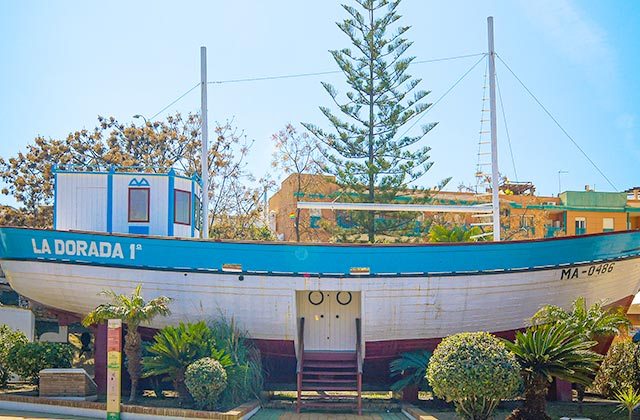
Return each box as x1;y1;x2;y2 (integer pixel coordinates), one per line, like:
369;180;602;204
6;342;75;385
185;357;227;410
207;317;263;409
427;332;521;420
592;339;639;398
0;325;28;388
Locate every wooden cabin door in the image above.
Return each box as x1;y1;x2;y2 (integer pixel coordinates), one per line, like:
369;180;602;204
297;291;360;351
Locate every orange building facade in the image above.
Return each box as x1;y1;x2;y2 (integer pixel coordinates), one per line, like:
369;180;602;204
268;174;640;242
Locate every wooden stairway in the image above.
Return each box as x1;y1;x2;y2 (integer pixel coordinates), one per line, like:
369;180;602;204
296;318;363;415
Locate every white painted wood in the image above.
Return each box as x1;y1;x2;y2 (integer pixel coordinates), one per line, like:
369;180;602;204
296;291;361;351
2;259;639;344
56;174;107;232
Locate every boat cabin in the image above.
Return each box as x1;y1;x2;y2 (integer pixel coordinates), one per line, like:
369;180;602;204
53;167;202;238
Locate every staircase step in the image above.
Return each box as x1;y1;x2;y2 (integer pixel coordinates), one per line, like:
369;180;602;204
302;370;357;376
302;378;357;384
301;385;358;391
303;361;357;368
304;351;356;361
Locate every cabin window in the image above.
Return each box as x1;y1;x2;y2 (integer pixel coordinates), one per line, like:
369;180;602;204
128;188;150;222
174;189;191;225
195;195;202;231
603;218;614;232
575;217;586;235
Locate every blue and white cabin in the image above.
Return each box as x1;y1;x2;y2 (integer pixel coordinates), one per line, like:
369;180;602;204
53;167;202;238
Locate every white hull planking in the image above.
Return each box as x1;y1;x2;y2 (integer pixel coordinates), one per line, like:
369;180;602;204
2;258;640;343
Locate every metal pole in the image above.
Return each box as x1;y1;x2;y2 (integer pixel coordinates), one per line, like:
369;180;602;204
200;46;209;238
487;16;500;241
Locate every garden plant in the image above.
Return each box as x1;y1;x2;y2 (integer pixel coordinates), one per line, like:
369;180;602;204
142;321;231;404
184;357;228;410
504;324;601;420
614;387;640;420
6;342;74;386
592;339;639;398
0;325;28;387
389;350;432;392
207;317;264;409
426;332;521;420
83;284;171;402
531;296;630;406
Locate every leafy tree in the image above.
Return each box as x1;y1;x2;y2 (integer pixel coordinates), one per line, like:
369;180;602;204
82;285;171;402
303;0;447;243
503;324;601;420
142;321;231;404
0;114;268;238
271;124;325;242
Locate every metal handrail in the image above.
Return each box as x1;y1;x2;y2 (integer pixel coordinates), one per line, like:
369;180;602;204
355;318;362;374
297;317;305;373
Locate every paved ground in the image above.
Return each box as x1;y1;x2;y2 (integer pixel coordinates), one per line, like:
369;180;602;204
0;410;93;420
253;409;407;420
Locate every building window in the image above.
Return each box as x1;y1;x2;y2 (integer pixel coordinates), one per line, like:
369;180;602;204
310;208;321;229
603;218;614;232
174;189;191;225
128;188;150;222
575;217;586;235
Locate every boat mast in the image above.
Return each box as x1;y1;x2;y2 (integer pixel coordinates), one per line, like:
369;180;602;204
200;46;209;238
487;17;500;241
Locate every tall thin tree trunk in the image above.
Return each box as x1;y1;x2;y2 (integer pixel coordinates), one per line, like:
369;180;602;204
124;326;141;402
295;175;301;242
367;5;375;243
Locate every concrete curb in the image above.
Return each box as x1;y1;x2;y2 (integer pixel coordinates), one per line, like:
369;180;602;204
0;394;260;419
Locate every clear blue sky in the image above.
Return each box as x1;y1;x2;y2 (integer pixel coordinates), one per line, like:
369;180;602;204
1;0;639;207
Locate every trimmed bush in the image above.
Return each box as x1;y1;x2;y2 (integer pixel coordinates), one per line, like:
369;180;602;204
593;339;639;399
6;342;74;385
427;332;521;420
0;325;28;388
185;357;227;410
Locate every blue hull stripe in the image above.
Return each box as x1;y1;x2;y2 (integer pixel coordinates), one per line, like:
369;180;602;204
2;227;640;276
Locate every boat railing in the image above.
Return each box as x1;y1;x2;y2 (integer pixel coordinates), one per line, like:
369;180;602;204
355;317;363;415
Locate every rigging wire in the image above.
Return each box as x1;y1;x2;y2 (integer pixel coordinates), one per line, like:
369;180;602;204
496;54;617;191
150;82;200;120
397;54;487;140
475;58;489;194
207;53;486;85
495;73;518;182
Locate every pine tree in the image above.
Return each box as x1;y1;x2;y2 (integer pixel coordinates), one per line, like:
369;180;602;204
303;0;445;243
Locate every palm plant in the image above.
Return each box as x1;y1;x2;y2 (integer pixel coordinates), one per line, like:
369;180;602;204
389;350;432;392
531;296;630;405
614;387;640;420
503;324;601;420
532;297;630;341
142;321;232;404
82;285;171;402
428;224;483;242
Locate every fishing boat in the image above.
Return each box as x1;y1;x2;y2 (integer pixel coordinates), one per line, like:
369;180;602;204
1;18;638;405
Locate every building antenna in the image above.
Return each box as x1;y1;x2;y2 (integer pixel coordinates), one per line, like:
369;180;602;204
487;17;501;241
200;46;209;238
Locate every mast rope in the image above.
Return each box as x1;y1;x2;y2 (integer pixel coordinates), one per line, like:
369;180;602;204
397;54;487;140
495;73;518;182
496;54;617;191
